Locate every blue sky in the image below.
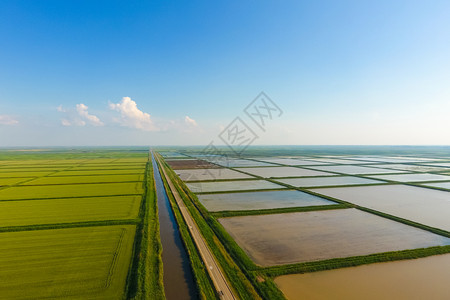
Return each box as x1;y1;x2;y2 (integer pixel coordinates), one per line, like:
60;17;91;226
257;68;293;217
1;0;449;146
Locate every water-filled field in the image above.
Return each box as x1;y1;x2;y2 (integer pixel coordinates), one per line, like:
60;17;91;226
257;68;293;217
214;159;276;167
197;190;335;211
186;179;285;193
367;173;450;182
275;176;383;188
312;185;450;231
218;208;449;266
275;254;450;300
368;164;450;173
420;181;450;190
235;166;332;178
308;165;404;175
252;158;329;166
176;168;254;181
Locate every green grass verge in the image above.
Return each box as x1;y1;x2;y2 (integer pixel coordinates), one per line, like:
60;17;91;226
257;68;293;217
211;204;348;218
127;160;165;299
262;245;450;277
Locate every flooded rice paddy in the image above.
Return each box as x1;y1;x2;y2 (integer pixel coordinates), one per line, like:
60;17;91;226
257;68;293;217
235;166;332;178
213;159;276;167
275;176;383;187
186;179;285;193
252;158;329;166
367;173;450;182
218;208;450;266
420;181;450;190
368;164;450;173
197;190;335;211
275;254;450;300
312;185;450;231
308;165;404;175
176;168;254;181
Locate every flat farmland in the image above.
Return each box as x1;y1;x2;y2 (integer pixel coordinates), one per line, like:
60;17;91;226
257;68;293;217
308;165;404;175
275;254;450;300
276;176;383;188
69;165;145;170
0;195;141;226
215;159;276;167
0;225;136;299
197;190;336;212
22;174;144;185
0;182;144;200
420;181;450;190
51;169;145;176
166;159;220;169
186;179;285;193
177;168;254;181
0;171;56;178
367;173;450;182
218;209;450;266
235;166;332;178
0;177;33;186
312;185;450;231
368;164;450;173
252;158;329;166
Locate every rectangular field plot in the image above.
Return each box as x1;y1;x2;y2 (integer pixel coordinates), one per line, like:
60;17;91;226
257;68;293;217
368;164;450;173
312;185;450;231
186;180;285;193
275;254;450;300
276;176;384;188
214;159;276;167
367;173;450;182
420;181;450;190
423;162;450;167
0;225;136;299
308;165;404;175
235;166;332;178
251;158;329;166
22;174;144;185
0;171;55;178
303;158;372;165
0;182;144;200
69;165;144;170
197;190;336;212
177;168;254;181
0;177;33;186
51;169;145;176
342;156;437;163
0;196;141;226
218;208;450;266
166;159;219;169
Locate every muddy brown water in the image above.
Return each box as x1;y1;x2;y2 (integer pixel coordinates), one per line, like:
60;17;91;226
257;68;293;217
152;154;198;300
275;253;450;300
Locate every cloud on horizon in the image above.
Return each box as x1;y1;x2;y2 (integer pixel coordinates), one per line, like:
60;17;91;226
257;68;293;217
109;97;159;131
0;115;19;125
58;103;104;127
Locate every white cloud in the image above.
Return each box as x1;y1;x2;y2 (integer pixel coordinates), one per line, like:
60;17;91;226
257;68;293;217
76;104;104;126
0;115;19;125
184;115;198;127
109;97;159;131
57;103;103;127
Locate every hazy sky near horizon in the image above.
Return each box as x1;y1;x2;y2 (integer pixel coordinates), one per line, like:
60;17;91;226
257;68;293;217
1;0;449;146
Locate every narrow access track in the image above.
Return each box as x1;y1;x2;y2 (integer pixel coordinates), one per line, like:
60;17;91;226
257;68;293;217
155;152;237;300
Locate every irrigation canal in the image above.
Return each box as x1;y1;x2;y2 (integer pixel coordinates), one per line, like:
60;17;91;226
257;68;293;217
151;152;198;299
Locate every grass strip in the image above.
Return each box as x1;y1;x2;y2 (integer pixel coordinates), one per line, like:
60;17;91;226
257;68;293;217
211;204;348;218
262;245;450;277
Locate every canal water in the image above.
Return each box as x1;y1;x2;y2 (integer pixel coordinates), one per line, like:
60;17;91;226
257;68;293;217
151;153;198;300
